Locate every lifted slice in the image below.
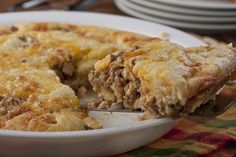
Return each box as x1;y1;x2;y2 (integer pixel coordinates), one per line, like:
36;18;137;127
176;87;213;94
89;40;236;118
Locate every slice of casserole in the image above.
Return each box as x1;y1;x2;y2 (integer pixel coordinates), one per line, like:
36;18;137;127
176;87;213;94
89;40;236;118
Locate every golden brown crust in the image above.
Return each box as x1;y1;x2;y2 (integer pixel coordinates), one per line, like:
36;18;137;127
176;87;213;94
0;22;151;131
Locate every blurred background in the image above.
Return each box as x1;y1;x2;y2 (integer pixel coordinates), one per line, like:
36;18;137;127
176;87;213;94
0;0;236;45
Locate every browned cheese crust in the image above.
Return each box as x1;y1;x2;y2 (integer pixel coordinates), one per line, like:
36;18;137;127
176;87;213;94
0;22;153;131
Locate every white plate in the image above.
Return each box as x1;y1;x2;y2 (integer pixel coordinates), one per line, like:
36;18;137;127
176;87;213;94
0;11;204;157
151;0;236;10
117;0;236;32
132;0;236;16
126;0;236;23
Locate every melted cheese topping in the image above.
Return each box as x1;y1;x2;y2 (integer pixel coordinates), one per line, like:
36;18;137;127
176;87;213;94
0;23;149;131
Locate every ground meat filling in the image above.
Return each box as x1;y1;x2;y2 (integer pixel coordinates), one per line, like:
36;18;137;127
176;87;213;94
50;53;88;98
89;51;143;110
52;60;77;89
48;49;91;98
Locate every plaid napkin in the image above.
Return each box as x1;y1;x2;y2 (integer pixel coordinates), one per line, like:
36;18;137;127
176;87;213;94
120;85;236;157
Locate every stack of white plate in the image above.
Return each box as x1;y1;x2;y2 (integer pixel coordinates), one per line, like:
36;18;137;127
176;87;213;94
115;0;236;32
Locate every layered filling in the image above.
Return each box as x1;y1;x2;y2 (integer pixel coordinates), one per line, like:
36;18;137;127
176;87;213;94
89;51;158;116
89;51;142;110
89;50;230;118
51;56;78;90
